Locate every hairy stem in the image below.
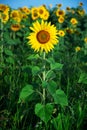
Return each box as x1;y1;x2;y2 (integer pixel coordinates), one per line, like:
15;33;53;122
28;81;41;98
42;51;46;104
0;18;4;63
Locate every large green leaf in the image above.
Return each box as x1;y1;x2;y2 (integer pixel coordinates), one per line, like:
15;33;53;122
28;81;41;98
18;84;34;103
78;73;87;84
51;63;63;70
47;80;57;95
35;103;53;124
46;71;56;80
53;89;68;106
4;49;13;56
27;54;39;60
6;57;14;64
32;66;40;76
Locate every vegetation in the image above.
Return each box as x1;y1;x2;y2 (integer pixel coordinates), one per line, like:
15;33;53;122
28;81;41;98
0;2;87;130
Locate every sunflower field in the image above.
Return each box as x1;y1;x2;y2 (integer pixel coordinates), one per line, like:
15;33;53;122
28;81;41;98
0;2;87;130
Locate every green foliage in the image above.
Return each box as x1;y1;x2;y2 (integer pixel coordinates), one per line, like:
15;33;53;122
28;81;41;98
31;66;41;76
51;62;63;71
18;84;34;103
78;72;87;84
47;80;57;95
0;3;87;130
53;89;68;106
35;103;53;124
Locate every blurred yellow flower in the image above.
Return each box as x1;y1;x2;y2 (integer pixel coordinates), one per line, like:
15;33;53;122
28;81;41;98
22;13;28;20
58;30;65;37
66;28;74;34
84;37;87;43
11;24;21;31
75;46;81;52
58;16;64;23
78;10;85;16
0;12;9;23
21;6;30;15
57;4;62;8
66;7;71;11
56;9;65;17
10;10;22;22
71;10;75;14
79;2;83;6
0;4;9;13
27;20;58;53
32;12;39;20
31;7;39;20
42;11;49;20
70;18;78;25
38;5;46;18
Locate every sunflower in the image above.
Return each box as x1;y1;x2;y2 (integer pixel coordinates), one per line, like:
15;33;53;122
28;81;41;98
84;37;87;43
0;4;9;13
78;10;85;16
66;7;71;11
31;7;39;20
22;13;28;20
58;16;64;23
21;6;30;15
10;10;22;22
79;2;83;6
66;28;74;34
42;11;49;20
71;10;75;14
38;5;46;18
31;11;39;20
58;30;65;37
0;12;9;23
27;20;58;53
75;46;81;52
70;18;78;25
56;9;65;17
11;24;20;31
57;4;62;8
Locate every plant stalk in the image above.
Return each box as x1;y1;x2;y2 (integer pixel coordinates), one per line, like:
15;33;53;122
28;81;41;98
42;51;46;104
0;18;4;63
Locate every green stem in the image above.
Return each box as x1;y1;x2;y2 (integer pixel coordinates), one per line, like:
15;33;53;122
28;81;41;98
0;18;4;63
67;76;70;99
13;31;16;39
42;51;46;104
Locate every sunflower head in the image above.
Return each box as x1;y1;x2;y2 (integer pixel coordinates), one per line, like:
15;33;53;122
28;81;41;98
58;30;65;37
75;46;81;52
42;11;49;20
22;6;30;14
10;10;22;22
66;28;74;34
22;13;28;20
31;7;39;20
84;37;87;43
11;24;21;31
66;7;71;11
56;9;65;17
57;4;62;8
70;18;78;25
79;2;83;6
78;10;85;16
27;20;58;53
0;4;9;13
38;6;46;18
0;12;9;23
58;16;64;23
